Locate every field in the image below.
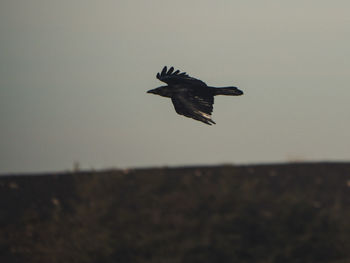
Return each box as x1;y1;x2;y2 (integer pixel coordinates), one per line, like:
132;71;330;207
1;162;350;263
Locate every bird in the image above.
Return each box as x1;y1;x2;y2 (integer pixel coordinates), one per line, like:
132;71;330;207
147;66;243;125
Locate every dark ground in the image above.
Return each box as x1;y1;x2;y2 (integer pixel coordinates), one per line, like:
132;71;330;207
1;162;350;263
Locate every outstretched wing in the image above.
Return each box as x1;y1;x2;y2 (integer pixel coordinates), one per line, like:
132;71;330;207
171;91;215;125
157;66;207;87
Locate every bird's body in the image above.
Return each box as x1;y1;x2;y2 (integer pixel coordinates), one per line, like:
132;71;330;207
147;66;243;125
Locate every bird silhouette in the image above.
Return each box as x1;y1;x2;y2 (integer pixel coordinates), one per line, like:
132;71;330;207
147;66;243;125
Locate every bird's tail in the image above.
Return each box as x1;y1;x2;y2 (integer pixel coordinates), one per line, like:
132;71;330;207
211;86;243;96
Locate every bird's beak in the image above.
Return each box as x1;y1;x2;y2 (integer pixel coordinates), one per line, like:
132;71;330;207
147;89;156;94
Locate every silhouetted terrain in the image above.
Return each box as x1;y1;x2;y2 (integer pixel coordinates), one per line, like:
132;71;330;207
1;162;350;263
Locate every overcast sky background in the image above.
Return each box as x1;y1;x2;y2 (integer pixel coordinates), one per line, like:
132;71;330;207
1;0;350;174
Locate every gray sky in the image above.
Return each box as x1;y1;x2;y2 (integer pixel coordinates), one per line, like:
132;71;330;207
1;0;350;173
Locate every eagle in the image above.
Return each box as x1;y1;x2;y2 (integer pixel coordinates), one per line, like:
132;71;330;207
147;66;243;125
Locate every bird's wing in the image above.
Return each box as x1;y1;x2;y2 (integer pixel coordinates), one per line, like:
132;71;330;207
157;66;207;87
171;91;215;125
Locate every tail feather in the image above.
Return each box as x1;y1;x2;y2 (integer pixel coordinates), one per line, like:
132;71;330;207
211;86;243;96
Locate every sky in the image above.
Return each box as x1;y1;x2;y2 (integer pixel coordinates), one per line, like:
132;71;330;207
1;0;350;174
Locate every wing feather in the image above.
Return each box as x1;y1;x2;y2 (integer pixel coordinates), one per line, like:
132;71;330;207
161;66;167;76
171;91;215;125
167;67;174;74
157;66;207;87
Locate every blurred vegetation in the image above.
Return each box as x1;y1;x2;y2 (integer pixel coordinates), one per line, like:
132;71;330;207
1;163;350;263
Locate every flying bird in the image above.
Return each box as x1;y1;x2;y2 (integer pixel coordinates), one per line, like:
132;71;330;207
147;66;243;125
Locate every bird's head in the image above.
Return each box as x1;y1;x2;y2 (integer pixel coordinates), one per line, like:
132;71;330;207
147;86;171;97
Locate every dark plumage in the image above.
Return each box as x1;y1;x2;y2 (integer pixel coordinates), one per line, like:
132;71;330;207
147;66;243;125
